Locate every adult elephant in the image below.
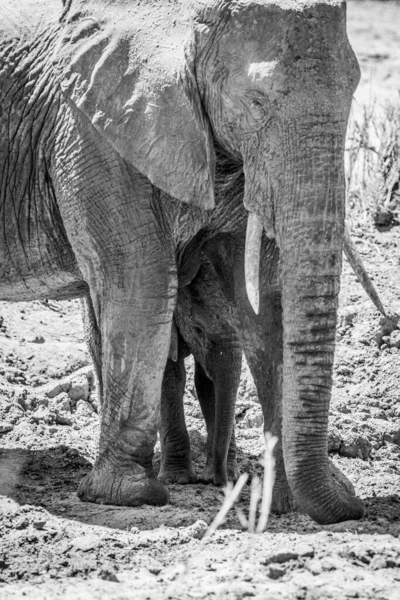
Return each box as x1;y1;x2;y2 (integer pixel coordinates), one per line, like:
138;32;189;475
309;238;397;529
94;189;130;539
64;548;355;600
1;0;362;523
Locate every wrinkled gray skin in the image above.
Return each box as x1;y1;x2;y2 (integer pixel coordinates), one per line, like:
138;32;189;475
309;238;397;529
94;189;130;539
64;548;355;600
159;227;356;511
159;248;243;488
0;0;362;523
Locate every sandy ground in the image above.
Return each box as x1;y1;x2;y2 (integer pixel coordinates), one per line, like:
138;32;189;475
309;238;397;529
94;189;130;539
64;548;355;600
0;2;400;598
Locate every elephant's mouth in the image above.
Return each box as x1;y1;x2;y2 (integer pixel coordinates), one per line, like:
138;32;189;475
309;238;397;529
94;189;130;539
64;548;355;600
244;211;385;316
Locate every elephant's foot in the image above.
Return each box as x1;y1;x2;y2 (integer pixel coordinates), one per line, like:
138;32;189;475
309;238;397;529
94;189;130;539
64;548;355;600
199;462;224;486
199;460;239;487
78;461;169;507
158;465;198;485
269;461;355;515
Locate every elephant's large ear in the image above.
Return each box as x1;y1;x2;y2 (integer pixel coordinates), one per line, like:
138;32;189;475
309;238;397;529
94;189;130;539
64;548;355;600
54;10;215;209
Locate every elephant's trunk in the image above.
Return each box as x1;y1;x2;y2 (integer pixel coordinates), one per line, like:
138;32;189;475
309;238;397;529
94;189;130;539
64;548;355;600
244;123;364;523
278;135;364;524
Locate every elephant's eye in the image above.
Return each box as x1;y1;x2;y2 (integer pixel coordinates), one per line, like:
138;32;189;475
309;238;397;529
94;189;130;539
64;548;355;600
249;94;268;121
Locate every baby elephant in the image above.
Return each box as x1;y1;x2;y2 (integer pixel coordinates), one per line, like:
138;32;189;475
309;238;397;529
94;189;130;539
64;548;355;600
159;245;241;487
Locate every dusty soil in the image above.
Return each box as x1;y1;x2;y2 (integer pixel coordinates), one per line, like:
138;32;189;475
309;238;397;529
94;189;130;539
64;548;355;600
1;2;400;598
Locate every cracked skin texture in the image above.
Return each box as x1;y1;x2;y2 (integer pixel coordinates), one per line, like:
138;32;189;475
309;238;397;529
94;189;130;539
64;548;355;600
1;0;364;521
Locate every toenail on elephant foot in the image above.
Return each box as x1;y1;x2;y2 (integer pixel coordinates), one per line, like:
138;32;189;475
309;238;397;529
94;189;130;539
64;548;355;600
78;465;169;507
328;458;356;496
158;467;198;485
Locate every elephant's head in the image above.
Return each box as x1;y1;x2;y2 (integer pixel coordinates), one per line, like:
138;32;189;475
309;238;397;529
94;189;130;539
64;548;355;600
57;0;361;523
190;0;362;524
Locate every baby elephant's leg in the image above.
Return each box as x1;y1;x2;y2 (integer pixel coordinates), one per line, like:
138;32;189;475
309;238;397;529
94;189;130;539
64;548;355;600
196;340;242;487
159;338;197;485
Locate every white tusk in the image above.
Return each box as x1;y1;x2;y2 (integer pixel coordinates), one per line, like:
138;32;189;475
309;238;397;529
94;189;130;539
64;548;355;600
344;225;386;316
245;212;263;315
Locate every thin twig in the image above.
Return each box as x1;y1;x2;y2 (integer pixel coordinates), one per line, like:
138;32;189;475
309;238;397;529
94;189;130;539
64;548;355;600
256;434;277;533
248;476;261;534
201;473;249;542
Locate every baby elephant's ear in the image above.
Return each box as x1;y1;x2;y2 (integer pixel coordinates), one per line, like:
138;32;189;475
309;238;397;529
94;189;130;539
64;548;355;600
57;28;215;209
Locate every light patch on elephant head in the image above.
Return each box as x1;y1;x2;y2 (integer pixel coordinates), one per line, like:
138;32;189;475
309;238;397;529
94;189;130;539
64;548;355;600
248;60;278;84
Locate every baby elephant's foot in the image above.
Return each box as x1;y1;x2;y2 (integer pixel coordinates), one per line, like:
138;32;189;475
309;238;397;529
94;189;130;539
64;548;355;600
78;460;169;507
200;462;238;487
158;465;198;485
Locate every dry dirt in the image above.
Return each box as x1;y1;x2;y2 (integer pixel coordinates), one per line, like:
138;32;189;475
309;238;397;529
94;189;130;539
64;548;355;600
1;2;400;598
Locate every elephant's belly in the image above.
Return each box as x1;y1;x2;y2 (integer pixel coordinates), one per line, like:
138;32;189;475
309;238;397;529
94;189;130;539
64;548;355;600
0;217;86;302
0;271;89;302
0;257;87;302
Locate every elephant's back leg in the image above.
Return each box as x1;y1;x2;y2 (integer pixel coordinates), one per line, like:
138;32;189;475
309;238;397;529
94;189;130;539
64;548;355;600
159;332;197;485
196;348;241;487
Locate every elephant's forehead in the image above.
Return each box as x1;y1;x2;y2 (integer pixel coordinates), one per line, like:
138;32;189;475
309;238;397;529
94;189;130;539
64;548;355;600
215;4;347;57
209;2;355;93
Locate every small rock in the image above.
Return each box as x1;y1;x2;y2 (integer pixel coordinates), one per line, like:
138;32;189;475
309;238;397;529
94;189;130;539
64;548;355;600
339;433;371;460
33;520;47;530
336;402;351;414
47;382;71;399
263;551;298;565
28;335;45;344
30;406;53;425
336;366;353;377
370;555;387;570
295;544;315;558
98;568;119;582
0;421;13;434
14;517;29;530
328;427;342;452
319;557;338;571
68;384;90;402
36;397;49;408
239;406;263;429
57;398;72;413
339;307;358;328
267;563;286;579
70;535;100;552
147;558;163;576
75;400;94;417
389;330;400;349
54;410;73;426
185;519;208;540
307;559;323;575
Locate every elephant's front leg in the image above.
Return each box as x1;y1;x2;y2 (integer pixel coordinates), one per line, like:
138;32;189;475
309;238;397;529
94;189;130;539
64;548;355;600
197;341;242;487
78;259;177;507
239;285;296;514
